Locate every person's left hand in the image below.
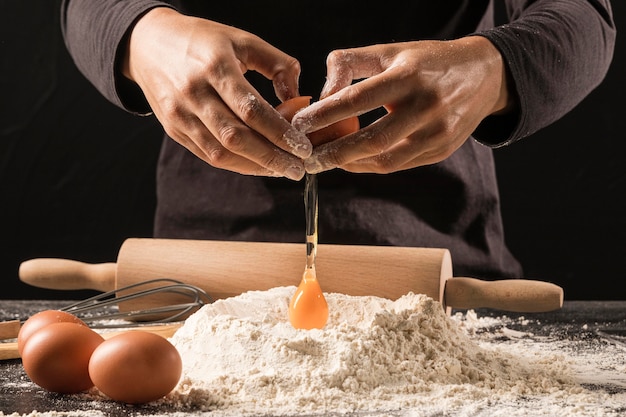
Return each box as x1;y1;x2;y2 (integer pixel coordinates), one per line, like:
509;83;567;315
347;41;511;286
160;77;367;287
291;36;514;174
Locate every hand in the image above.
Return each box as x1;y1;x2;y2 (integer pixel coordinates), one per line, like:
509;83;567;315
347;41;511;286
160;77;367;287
122;8;312;180
291;37;513;174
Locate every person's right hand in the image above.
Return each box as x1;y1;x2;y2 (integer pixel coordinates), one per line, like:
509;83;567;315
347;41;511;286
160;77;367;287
122;8;312;180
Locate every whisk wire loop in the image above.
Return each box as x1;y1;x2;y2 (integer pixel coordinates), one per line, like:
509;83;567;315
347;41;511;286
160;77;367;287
60;278;212;328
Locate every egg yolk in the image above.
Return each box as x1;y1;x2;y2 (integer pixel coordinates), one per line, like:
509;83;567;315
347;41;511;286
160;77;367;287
288;268;329;330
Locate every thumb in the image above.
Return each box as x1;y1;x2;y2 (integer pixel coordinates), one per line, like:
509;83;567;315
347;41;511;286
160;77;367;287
320;49;357;99
320;47;388;99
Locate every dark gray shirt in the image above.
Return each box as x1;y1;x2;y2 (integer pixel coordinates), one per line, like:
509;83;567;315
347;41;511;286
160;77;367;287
60;0;615;279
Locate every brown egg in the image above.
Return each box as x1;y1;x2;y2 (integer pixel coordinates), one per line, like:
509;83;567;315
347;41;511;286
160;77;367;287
276;95;313;121
21;322;104;394
88;331;182;404
276;96;360;146
17;310;87;355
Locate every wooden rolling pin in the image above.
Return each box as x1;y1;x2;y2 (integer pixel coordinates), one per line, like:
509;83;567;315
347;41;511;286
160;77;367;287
19;238;563;314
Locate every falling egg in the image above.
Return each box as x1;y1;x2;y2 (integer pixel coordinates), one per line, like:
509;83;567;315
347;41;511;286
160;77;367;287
88;331;182;404
288;268;329;330
21;322;104;394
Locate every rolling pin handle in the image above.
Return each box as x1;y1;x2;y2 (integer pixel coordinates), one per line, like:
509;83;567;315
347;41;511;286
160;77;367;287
19;259;116;292
444;277;564;313
0;320;21;341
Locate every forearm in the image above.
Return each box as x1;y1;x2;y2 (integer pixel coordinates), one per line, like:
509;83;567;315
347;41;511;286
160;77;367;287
473;0;616;146
61;0;174;113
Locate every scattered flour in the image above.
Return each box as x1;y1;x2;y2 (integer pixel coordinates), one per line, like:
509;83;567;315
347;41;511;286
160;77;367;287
0;412;106;417
3;288;624;416
155;286;625;416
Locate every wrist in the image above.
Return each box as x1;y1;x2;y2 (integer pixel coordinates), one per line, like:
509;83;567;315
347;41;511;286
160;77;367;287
464;36;515;116
121;7;179;82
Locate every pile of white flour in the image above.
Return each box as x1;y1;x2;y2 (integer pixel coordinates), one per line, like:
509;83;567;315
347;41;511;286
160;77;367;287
158;286;626;416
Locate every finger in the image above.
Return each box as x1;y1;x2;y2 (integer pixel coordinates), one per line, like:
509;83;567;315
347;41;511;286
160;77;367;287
339;140;444;174
321;47;388;98
272;65;301;102
292;66;405;135
292;47;389;133
237;35;302;102
209;66;312;160
166;116;280;177
195;98;306;180
303;110;398;174
304;107;419;174
392;131;469;172
337;126;469;174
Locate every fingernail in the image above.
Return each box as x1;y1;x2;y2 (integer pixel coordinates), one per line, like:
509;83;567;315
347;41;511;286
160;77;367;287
255;168;281;178
284;164;305;181
291;114;312;134
283;129;312;159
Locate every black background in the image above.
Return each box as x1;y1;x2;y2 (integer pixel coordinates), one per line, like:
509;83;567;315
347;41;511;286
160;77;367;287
1;1;624;300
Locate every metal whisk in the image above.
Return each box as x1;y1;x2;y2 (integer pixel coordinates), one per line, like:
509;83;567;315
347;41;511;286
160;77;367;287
60;278;212;328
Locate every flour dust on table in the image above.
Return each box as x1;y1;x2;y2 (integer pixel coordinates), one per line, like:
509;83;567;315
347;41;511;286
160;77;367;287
144;286;625;417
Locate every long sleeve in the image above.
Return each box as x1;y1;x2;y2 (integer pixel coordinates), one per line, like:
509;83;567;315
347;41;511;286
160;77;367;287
473;0;616;146
60;0;173;113
61;0;616;143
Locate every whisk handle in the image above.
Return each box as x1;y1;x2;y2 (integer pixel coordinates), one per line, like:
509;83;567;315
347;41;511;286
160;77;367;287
19;259;116;292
